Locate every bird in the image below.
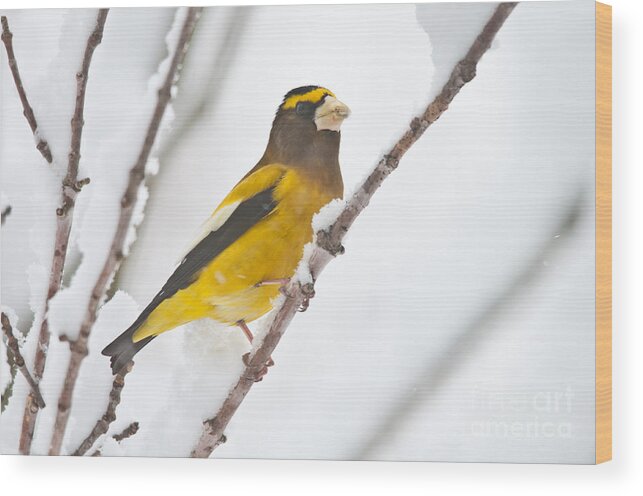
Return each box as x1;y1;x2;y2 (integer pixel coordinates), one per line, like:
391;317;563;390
102;86;350;375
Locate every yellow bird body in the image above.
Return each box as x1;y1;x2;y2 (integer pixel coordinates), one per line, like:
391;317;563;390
133;164;339;341
103;86;350;374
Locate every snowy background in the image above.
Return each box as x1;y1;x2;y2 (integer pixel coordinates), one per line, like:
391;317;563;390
1;1;596;463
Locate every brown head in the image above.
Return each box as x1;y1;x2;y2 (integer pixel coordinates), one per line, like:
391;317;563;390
256;86;350;193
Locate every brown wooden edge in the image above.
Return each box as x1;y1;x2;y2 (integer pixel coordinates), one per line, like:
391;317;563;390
595;1;612;465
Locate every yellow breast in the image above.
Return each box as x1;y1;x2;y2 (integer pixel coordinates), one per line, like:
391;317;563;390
204;167;337;323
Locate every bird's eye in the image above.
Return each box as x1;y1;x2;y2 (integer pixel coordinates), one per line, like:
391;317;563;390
295;101;312;116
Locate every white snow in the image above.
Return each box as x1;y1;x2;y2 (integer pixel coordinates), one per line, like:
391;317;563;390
417;2;499;102
311;198;347;233
293;242;316;286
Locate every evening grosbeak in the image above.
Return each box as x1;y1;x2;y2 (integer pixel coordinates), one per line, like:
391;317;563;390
103;86;350;374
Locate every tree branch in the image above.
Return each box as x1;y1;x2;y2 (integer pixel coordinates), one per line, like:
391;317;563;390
190;2;518;458
71;362;132;456
1;355;17;413
1;319;18;413
1;15;53;164
48;7;203;456
83;422;139;458
18;8;109;455
1;312;46;409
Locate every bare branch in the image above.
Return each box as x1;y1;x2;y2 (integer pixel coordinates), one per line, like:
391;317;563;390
1;363;17;413
49;7;203;456
81;420;140;456
112;421;139;443
190;2;518;458
19;8;109;455
1;205;11;225
1;323;18;413
1;15;53;163
72;362;132;456
1;312;46;409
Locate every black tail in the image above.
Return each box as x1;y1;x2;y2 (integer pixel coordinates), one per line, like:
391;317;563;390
102;323;155;375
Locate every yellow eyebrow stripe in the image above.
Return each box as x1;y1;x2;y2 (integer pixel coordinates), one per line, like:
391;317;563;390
281;88;335;110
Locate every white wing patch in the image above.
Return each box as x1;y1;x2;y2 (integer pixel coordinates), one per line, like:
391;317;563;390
175;201;241;264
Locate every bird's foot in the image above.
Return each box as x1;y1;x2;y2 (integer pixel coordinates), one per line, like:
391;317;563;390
242;352;274;382
242;352;274;367
298;282;316;312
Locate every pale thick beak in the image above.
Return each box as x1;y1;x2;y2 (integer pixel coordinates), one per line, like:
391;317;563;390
314;96;351;132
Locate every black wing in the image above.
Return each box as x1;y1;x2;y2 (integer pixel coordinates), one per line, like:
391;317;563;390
143;185;278;317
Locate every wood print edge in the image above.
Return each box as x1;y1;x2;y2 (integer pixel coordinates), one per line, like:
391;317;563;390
595;0;612;465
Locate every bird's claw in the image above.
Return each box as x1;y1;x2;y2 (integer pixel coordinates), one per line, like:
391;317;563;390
242;352;274;382
300;282;316;298
297;282;315;312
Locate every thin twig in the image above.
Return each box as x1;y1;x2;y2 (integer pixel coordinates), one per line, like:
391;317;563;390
1;205;11;225
1;324;18;413
1;15;53;163
112;421;139;443
18;9;109;455
49;7;203;456
72;362;132;456
190;2;518;458
1;312;46;408
1;364;17;413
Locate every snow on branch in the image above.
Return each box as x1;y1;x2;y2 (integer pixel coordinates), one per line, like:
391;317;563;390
19;8;109;455
1;16;53;164
1;312;46;409
190;2;518;458
48;7;203;456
